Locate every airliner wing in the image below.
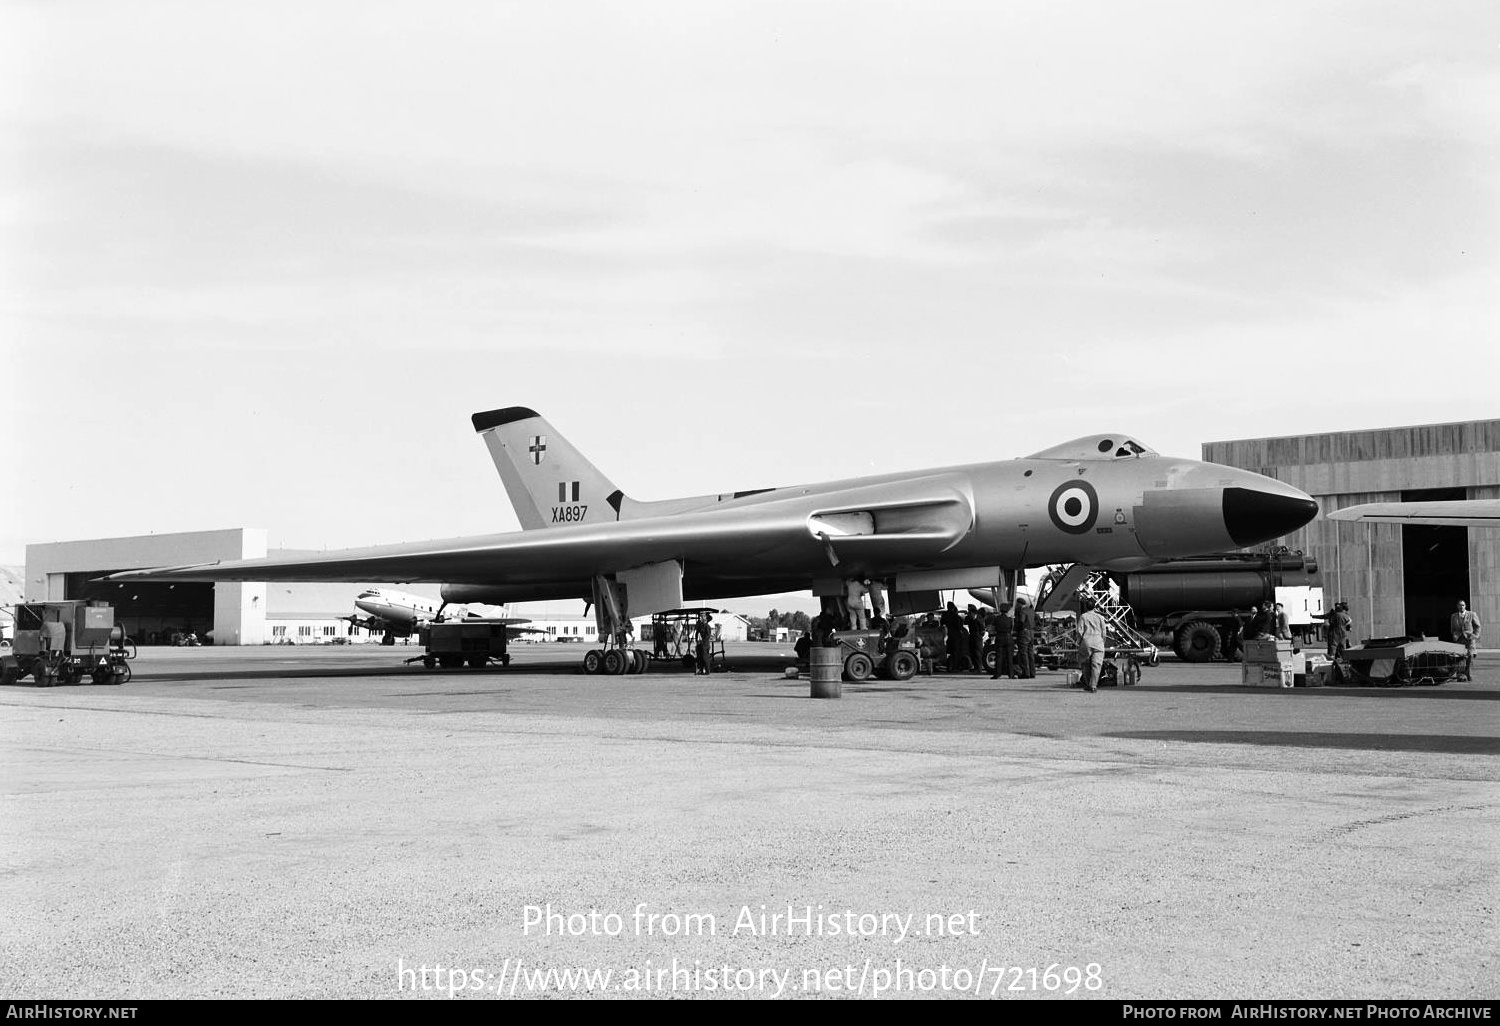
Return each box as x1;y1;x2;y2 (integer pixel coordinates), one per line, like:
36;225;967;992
1326;500;1500;528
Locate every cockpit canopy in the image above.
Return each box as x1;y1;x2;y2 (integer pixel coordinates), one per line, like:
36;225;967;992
1024;435;1159;460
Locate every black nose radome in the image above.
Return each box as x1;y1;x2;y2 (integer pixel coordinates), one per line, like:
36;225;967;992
1223;488;1319;548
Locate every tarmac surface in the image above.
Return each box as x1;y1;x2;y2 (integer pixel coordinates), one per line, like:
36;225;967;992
2;643;1496;1000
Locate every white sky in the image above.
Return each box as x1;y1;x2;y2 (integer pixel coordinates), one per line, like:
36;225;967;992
4;1;1497;615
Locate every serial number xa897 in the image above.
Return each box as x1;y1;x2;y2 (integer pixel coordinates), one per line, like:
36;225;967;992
552;505;588;523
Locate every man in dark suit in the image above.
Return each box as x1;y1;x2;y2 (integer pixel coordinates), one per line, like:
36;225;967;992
989;602;1015;679
1014;597;1036;678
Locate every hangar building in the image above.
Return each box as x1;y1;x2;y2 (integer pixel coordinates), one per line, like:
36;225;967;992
1204;420;1499;642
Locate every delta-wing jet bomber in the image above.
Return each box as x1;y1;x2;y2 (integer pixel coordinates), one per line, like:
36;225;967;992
109;406;1319;660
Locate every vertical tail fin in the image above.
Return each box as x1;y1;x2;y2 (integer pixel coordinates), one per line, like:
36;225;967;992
471;407;624;530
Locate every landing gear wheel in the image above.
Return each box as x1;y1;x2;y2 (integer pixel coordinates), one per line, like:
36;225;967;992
1174;621;1222;663
603;649;629;675
843;652;874;682
582;649;604;675
632;650;649;674
886;650;919;681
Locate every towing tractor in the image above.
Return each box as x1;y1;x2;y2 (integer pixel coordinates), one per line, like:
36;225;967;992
1;601;135;686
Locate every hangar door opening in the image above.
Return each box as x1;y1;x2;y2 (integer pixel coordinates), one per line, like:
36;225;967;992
1401;488;1468;640
66;572;215;645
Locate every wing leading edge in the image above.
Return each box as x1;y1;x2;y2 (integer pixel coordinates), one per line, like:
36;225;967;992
102;479;976;591
1326;500;1500;528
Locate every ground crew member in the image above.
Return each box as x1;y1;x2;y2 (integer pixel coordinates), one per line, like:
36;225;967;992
695;612;714;675
652;619;669;660
1450;600;1482;682
941;601;969;672
1247;601;1274;640
846;579;868;631
1077;596;1107;693
989;602;1015;679
1320;601;1353;661
1273;602;1292;641
965;605;985;673
1014;597;1035;678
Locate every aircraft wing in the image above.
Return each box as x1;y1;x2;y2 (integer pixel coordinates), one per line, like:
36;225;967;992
102;479;975;590
1326;500;1500;528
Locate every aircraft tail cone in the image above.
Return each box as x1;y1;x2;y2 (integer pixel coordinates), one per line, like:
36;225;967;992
1223;488;1319;548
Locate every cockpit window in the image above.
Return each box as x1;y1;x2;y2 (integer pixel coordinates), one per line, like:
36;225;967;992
1024;435;1159;460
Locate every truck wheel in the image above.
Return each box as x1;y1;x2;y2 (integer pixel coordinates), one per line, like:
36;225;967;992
422;655;437;669
981;646;997;674
1174;621;1221;663
466;654;488;669
843;652;874;682
439;654;465;669
886;650;919;681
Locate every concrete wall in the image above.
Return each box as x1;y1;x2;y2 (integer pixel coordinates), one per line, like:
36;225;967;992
25;529;269;646
1204;421;1500;640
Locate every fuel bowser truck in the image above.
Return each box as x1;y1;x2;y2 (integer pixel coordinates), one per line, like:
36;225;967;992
1114;550;1324;663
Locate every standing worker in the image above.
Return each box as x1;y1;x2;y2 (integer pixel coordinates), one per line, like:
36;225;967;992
1273;602;1292;641
1247;601;1274;641
941;601;969;672
1014;597;1036;678
1450;600;1482;682
1076;596;1108;693
1320;601;1353;661
695;612;714;676
965;605;985;674
989;602;1015;680
846;578;869;631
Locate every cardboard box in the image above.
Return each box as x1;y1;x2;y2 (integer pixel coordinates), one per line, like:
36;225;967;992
1242;663;1295;688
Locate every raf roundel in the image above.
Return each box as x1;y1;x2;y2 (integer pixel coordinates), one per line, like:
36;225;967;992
1047;480;1099;535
